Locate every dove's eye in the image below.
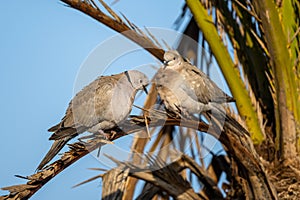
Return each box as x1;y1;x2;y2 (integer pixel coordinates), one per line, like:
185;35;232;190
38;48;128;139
173;57;176;60
139;79;143;83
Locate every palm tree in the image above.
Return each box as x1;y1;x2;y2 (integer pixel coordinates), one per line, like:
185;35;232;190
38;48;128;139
1;0;299;199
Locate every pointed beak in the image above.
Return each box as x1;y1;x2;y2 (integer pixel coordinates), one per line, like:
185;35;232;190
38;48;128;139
142;85;148;95
163;61;169;69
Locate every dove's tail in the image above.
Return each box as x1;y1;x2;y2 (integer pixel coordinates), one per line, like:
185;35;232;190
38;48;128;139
37;121;83;170
37;136;72;170
224;115;250;136
207;104;250;137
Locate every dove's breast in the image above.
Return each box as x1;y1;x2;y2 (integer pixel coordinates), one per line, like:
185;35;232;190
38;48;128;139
109;84;136;124
156;85;182;116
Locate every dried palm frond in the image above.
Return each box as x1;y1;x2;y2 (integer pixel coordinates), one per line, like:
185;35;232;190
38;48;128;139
86;153;223;200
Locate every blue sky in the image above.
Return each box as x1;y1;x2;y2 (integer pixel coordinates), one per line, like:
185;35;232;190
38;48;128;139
0;0;187;199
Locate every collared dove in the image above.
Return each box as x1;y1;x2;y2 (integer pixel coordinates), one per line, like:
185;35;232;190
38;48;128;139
156;50;249;136
37;70;149;170
163;50;234;104
154;68;212;117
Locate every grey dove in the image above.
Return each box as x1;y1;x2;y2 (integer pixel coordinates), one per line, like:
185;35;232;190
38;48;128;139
154;68;212;117
156;50;249;136
163;50;234;104
37;70;149;170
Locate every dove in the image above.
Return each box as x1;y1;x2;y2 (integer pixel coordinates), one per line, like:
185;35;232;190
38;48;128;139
157;50;249;136
37;70;149;170
154;68;212;117
163;50;234;104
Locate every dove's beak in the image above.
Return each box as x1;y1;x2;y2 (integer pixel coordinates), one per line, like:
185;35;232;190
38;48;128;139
163;61;169;69
142;85;148;95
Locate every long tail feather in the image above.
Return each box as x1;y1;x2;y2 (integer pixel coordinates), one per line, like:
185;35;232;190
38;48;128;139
37;136;72;170
206;103;250;137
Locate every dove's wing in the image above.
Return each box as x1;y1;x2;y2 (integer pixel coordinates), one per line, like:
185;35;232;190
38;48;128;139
72;75;119;128
48;74;124;139
51;75;121;136
183;64;234;103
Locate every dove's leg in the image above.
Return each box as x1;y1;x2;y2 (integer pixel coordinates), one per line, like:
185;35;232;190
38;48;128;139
88;122;115;158
96;129;118;140
97;129;106;137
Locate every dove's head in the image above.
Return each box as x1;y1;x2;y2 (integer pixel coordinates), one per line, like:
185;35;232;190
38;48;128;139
163;50;183;68
125;70;149;93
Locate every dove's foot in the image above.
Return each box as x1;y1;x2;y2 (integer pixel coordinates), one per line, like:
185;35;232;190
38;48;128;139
96;129;118;141
97;129;109;140
108;130;117;140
